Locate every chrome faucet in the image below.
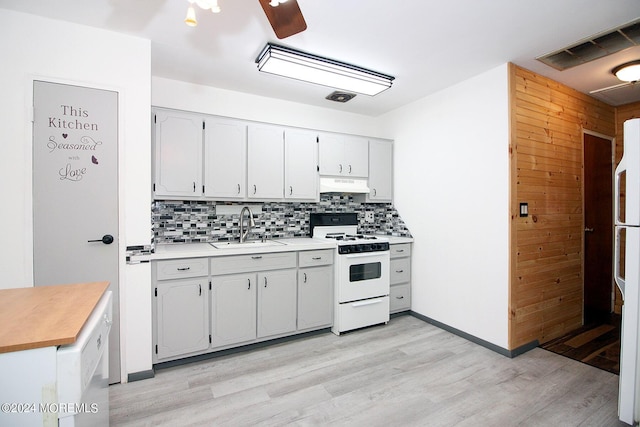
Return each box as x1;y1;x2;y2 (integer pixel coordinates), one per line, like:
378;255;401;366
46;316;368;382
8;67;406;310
239;206;256;243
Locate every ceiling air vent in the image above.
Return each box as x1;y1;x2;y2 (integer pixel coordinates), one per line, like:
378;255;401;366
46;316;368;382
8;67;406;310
537;19;640;71
326;91;356;103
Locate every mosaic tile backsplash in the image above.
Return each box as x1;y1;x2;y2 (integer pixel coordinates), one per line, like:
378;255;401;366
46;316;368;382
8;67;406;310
152;194;412;245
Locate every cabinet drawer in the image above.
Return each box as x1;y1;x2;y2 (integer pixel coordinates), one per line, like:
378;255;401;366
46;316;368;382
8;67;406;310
156;258;208;280
299;249;334;267
390;243;411;259
390;258;411;284
211;252;296;275
390;284;411;312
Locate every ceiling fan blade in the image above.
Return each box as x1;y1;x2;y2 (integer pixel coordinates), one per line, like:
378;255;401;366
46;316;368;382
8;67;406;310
589;81;632;94
258;0;307;39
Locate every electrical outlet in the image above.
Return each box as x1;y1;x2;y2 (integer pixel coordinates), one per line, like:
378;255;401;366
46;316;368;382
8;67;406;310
365;211;375;223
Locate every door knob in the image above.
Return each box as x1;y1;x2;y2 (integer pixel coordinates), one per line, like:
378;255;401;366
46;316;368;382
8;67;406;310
88;235;114;244
584;227;594;233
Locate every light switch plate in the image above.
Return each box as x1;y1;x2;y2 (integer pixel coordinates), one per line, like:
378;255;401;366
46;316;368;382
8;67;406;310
519;202;528;217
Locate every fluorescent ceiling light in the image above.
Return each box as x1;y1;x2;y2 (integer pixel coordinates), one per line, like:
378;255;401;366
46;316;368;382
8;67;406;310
256;43;394;96
613;60;640;83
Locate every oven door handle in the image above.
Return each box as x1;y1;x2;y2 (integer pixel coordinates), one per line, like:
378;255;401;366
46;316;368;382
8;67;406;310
351;298;385;307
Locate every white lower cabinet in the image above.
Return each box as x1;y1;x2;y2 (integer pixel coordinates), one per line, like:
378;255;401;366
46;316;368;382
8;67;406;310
298;265;333;330
211;273;257;347
155;278;210;361
211;267;300;347
153;249;334;364
210;252;298;349
390;243;412;313
257;270;298;338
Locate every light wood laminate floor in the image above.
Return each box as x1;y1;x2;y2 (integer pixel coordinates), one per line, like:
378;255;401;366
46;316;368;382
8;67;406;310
110;315;626;426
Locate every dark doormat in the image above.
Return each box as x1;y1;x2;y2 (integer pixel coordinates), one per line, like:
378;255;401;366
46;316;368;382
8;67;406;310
540;314;621;375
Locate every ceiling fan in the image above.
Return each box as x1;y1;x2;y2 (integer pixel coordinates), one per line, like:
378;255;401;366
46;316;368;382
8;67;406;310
258;0;307;39
184;0;307;39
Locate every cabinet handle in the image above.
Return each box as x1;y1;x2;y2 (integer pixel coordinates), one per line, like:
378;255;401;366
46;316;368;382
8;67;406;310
177;267;191;271
251;256;262;260
339;164;343;173
396;296;404;299
253;184;257;195
264;277;268;288
373;188;377;197
199;284;202;296
303;273;307;283
289;186;293;195
348;164;352;174
396;270;404;273
396;249;404;253
237;184;241;194
248;278;251;290
312;257;322;260
193;182;196;192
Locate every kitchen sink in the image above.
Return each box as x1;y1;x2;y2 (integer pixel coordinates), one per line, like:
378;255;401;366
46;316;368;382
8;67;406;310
210;240;286;249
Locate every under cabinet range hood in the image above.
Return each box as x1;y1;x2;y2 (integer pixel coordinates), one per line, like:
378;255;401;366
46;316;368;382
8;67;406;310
319;177;370;194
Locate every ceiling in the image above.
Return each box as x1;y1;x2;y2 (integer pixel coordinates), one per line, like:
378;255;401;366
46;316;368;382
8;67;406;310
1;0;640;116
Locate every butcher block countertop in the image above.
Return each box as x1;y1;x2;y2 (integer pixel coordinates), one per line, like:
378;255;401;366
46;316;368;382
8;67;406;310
0;281;109;354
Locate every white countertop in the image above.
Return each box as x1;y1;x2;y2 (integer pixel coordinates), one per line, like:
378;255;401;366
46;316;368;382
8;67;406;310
130;238;338;262
129;236;413;262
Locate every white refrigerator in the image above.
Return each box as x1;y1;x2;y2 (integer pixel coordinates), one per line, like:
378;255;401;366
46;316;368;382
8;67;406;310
615;117;640;425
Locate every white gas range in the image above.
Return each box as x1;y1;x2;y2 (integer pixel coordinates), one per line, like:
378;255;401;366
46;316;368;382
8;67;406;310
310;213;390;335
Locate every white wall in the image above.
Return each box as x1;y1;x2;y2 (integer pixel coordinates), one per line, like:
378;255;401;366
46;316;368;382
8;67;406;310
380;64;510;349
152;77;385;137
0;9;152;380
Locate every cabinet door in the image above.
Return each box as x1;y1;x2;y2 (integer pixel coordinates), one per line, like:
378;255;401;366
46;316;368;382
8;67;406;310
298;266;333;330
343;135;369;178
284;129;318;201
368;139;393;201
257;269;297;338
318;133;345;176
211;273;257;347
319;133;369;178
153;109;203;198
204;118;246;199
247;125;284;199
156;278;209;360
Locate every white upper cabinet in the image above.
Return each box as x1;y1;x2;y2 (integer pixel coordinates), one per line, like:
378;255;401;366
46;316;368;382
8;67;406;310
203;118;247;199
284;129;318;201
153;109;203;198
319;133;369;178
151;108;394;202
247;124;284;199
367;138;393;202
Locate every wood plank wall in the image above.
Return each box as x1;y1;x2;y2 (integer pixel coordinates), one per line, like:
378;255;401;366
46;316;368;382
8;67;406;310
614;101;640;315
509;64;616;349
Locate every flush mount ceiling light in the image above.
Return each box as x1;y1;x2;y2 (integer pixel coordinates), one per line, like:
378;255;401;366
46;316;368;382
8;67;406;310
613;60;640;83
255;43;395;96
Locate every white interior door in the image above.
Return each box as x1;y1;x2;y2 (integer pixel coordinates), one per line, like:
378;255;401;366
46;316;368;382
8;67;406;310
32;80;120;384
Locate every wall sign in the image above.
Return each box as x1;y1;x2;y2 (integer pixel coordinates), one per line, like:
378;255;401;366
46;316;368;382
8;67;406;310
37;97;111;183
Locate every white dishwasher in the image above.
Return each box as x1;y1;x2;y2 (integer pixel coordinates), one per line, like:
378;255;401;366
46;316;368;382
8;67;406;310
57;290;112;427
